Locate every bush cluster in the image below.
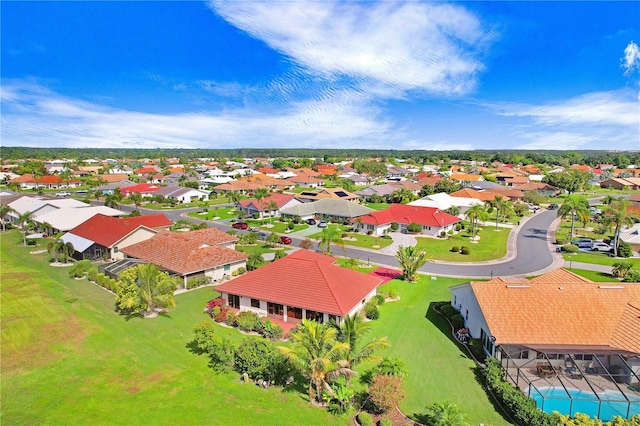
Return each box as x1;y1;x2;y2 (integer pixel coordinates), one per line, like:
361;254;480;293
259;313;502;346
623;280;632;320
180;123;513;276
186;276;212;289
439;303;465;330
94;272;117;292
561;244;579;253
460;246;470;255
364;300;380;320
357;412;373;426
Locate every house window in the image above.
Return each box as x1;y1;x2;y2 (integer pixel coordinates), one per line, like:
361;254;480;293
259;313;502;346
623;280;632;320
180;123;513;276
113;246;119;253
287;306;303;319
573;354;594;361
228;294;240;309
224;264;230;272
267;302;283;316
305;310;324;323
250;299;260;308
328;314;337;323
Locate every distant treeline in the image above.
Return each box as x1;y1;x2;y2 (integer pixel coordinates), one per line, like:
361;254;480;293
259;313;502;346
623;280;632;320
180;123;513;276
2;147;639;168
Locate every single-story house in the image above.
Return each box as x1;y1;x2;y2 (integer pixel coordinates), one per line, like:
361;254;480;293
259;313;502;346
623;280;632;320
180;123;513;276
33;205;124;233
118;183;164;197
215;250;383;326
295;187;361;203
152;186;210;203
280;198;375;223
61;213;171;261
356;182;422;201
237;193;301;218
600;178;640;190
513;183;561;197
95;180;137;195
121;227;248;288
449;269;640;421
10;174;82;190
619;223;640;254
353;203;460;236
409;192;483;216
286;175;325;188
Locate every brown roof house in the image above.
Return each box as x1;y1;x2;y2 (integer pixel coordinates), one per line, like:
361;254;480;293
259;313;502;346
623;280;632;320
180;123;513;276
450;269;640;421
121;227;248;288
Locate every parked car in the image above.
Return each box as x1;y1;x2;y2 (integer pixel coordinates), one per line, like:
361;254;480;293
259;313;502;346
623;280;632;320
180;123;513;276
589;207;602;215
548;203;559;210
280;236;292;245
257;232;268;240
305;218;316;225
591;242;612;252
232;222;248;230
248;227;259;232
55;191;71;197
528;203;540;211
318;220;328;228
571;238;593;249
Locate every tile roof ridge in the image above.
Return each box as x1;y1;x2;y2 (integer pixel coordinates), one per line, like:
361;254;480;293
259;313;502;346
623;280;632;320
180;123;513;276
316;260;344;313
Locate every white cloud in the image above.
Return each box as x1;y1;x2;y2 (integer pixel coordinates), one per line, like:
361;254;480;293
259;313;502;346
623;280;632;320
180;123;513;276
622;41;640;76
208;1;495;97
0;80;404;149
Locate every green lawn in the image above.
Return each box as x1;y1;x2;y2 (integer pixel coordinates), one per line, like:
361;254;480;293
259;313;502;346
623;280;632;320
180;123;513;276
562;252;640;268
566;268;618;282
236;244;290;256
363;202;391;211
0;231;347;426
414;226;510;262
363;276;509;425
188;206;240;221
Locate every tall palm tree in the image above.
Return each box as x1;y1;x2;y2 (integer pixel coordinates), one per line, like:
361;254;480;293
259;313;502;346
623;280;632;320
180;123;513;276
395;245;430;282
491;196;510;231
330;314;389;384
104;193;120;209
266;199;278;225
390;188;416;204
17;211;35;246
254;188;269;224
124;263;180;317
279;319;352;403
128;192;143;212
0;204;16;232
557;194;589;241
465;203;489;240
317;226;345;256
603;199;635;257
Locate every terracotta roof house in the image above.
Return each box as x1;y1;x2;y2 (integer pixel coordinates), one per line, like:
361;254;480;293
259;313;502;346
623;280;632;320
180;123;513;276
214;175;292;194
449;269;640;421
61;213;171;261
630;193;640;206
315;165;337;175
600;178;640;190
121;228;248;288
415;176;442;188
152;186;210;203
237;193;301;218
502;176;530;187
215;250;383;327
513;182;561;197
118;183;163;197
281;198;375;223
449;173;483;183
355;182;421;201
286;174;326;188
295;187;361;203
450;188;497;202
353;203;460;236
95;173;131;183
11;174;81;190
484;187;525;202
134;166;161;175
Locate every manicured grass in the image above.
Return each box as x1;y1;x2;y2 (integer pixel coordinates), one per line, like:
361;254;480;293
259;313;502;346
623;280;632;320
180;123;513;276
363;202;391;210
0;231;348;426
414;226;510;262
236;244;290;256
566;268;618;282
362;276;509;425
188;206;239;221
244;219;308;233
562;252;640;268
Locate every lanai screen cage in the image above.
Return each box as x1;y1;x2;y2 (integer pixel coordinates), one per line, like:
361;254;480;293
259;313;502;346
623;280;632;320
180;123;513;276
498;345;640;420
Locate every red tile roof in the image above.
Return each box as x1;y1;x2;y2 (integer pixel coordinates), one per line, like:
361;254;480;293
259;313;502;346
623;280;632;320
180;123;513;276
118;183;163;194
122;228;247;275
216;250;382;316
468;272;640;353
238;193;295;210
69;213;171;247
356;204;460;227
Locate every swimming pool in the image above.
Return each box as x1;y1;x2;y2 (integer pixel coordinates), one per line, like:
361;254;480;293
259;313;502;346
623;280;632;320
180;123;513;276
528;386;640;420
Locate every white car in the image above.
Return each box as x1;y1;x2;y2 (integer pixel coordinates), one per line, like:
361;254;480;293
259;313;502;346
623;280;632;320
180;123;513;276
528;204;540;211
55;192;71;197
591;242;612;252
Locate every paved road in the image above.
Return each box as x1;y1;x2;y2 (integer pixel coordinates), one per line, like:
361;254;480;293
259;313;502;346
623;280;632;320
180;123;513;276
101;200;574;278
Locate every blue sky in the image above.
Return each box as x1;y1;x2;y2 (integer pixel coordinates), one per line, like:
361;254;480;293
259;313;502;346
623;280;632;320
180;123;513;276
2;1;639;151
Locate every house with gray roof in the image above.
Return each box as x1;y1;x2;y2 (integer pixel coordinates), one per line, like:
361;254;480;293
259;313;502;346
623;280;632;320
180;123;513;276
280;198;375;223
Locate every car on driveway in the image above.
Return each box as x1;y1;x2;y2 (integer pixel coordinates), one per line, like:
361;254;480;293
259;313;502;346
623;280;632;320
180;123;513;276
248;227;259;232
55;192;71;197
548;203;559;210
528;203;540;211
305;218;316;225
571;238;593;249
318;220;328;228
232;222;248;230
591;242;612;252
280;236;292;245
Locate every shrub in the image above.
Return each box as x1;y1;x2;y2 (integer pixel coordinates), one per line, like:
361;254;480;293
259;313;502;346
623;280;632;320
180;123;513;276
618;241;633;258
235;311;261;332
468;338;486;362
455;223;462;231
380;289;398;300
260;319;284;341
300;238;313;250
225;312;236;326
390;222;399;231
367;229;374;235
450;313;465;330
187;276;211;289
407;222;422;233
96;273;106;286
374;357;408;379
364;301;380;320
460;246;470;255
439;304;458;317
368;374;405;414
214;307;229;323
373;294;386;306
450;246;460;253
622;269;640;283
561;244;579;253
87;267;98;282
378;419;392;426
287;221;295;231
555;236;567;245
439;231;446;238
357;412;373;426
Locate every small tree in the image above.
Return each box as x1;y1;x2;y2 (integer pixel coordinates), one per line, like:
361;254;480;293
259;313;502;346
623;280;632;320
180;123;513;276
423;401;470;426
247;253;265;271
395;245;430;282
612;261;633;279
300;238;313;250
368;374;405;414
266;232;281;248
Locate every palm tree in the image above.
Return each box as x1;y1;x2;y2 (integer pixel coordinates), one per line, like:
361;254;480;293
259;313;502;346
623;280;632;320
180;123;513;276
59;168;73;188
425;401;470;426
47;238;65;263
254;188;269;224
317;227;345;256
226;191;241;205
104;193;120;209
124;263;180;317
603;199;635;257
40;221;53;237
17;211;35;246
557;194;589;241
266;199;278;225
390;188;416;204
465;203;489;240
444;206;460;217
395;245;430;282
491;196;510;231
330;314;389;385
279;319;352;403
128;192;143;212
0;204;16;232
246;253;265;271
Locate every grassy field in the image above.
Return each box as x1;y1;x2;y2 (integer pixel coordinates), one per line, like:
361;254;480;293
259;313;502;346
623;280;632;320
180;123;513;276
562;252;640;268
414;226;510;262
0;231;347;426
567;268;619;282
1;230;509;425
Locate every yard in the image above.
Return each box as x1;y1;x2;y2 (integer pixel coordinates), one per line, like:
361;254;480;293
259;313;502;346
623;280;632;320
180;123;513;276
1;230;509;425
562;252;640;268
414;225;510;262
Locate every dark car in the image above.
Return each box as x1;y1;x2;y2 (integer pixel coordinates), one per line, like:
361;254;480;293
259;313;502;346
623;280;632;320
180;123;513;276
280;236;292;245
231;222;248;230
548;203;559;210
306;218;317;225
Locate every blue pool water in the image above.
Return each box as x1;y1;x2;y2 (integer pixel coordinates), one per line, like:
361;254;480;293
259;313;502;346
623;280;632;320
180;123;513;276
528;386;640;420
